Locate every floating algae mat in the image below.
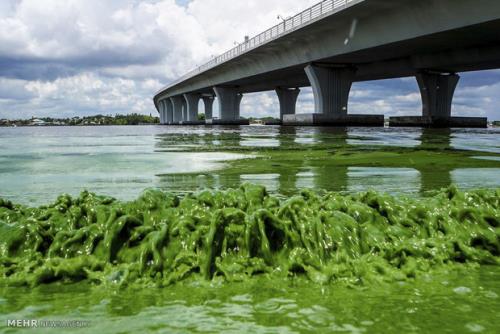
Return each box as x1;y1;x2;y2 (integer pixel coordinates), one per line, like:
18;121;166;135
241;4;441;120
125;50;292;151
0;184;498;288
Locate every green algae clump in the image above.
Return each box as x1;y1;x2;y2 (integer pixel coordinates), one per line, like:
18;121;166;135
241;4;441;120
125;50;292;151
0;185;499;287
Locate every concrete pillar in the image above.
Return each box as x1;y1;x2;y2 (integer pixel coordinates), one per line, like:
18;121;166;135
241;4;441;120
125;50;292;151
183;93;200;122
181;98;187;121
164;99;173;124
202;96;215;120
305;64;356;116
275;88;300;120
417;72;460;119
158;100;165;124
390;72;485;127
213;87;243;121
162;100;169;124
170;96;184;124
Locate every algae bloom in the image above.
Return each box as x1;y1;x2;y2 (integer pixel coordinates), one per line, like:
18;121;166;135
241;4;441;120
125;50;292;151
0;184;498;287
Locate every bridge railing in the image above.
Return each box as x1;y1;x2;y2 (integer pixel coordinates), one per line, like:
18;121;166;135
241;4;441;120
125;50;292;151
156;0;356;96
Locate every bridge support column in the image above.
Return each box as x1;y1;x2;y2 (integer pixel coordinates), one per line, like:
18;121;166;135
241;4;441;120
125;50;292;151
170;96;184;124
183;93;204;124
160;99;173;124
163;101;169;125
158;101;165;125
210;87;248;125
276;88;300;121
283;64;383;126
159;99;173;125
390;72;486;127
419;72;459;120
306;64;355;116
202;96;214;120
181;98;187;122
165;99;174;124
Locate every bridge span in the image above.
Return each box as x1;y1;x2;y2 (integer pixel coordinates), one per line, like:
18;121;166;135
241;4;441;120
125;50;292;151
153;0;500;127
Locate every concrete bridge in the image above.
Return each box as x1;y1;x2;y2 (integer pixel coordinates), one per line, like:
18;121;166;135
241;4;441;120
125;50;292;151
153;0;500;127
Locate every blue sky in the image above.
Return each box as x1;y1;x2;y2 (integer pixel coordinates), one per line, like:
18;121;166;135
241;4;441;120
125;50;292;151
175;0;191;6
0;0;499;121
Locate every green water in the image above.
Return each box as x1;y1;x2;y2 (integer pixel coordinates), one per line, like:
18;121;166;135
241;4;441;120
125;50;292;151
1;268;499;333
1;126;499;204
1;125;500;333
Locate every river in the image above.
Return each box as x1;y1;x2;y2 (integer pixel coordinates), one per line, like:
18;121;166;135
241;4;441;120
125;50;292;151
1;125;499;205
0;125;499;334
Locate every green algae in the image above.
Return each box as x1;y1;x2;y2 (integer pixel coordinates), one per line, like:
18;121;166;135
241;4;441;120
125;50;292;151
0;184;499;288
212;148;500;190
155;128;500;195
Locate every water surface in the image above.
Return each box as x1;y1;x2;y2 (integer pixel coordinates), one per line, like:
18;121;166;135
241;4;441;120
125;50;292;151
1;268;499;333
1;125;498;205
1;125;500;334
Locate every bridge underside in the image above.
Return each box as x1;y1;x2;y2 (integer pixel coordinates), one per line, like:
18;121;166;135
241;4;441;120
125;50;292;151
189;20;500;95
155;0;499;127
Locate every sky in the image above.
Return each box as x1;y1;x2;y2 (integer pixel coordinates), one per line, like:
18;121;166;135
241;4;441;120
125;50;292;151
0;0;499;120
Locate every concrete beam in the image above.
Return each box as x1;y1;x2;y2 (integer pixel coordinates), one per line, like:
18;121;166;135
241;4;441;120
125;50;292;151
206;119;249;126
305;64;356;117
417;72;460;119
213;87;243;121
202;96;214;120
275;88;300;120
389;116;487;128
283;114;384;126
170;96;184;124
154;0;500;102
183;93;200;122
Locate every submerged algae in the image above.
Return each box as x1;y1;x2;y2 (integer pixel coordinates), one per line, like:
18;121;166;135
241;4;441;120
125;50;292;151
0;184;499;287
156;130;500;195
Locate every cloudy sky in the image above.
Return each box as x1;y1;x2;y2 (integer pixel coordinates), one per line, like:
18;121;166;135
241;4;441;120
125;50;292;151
0;0;499;120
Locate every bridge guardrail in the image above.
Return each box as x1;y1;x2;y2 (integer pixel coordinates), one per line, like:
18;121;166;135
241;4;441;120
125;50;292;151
156;0;356;96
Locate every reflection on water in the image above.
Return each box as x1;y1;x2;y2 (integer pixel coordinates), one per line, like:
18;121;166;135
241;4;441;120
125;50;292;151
452;168;500;189
348;167;421;194
0;125;499;205
241;174;281;192
155;126;500;197
347;127;423;147
417;128;453;192
1;126;499;334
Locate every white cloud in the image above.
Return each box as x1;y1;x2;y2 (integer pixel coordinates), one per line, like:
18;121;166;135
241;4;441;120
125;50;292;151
452;81;500;117
0;73;157;118
187;0;319;50
0;0;499;121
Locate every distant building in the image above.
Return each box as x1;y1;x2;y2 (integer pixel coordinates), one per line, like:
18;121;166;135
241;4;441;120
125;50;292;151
251;119;265;125
30;119;46;126
0;119;11;126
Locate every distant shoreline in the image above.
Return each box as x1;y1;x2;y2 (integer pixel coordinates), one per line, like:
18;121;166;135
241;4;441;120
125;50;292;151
2;122;499;128
0;113;159;127
0;123;158;127
1;117;499;128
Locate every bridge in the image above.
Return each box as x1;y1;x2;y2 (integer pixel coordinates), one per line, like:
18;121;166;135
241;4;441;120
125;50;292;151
153;0;500;127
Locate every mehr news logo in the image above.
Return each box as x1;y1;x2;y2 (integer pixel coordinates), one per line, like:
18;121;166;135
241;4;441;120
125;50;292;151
7;319;91;328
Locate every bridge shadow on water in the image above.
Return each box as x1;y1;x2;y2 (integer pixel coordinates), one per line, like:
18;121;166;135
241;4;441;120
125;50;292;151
153;126;496;196
271;127;455;196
